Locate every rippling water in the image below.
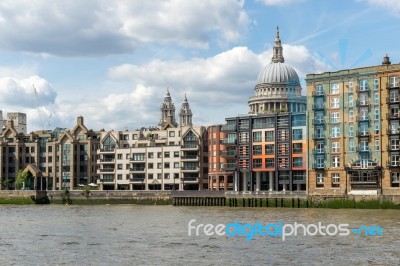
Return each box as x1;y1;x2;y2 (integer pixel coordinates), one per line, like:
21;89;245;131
0;205;399;265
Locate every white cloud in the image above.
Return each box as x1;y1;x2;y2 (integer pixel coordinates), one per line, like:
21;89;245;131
0;0;249;56
357;0;400;16
257;0;306;6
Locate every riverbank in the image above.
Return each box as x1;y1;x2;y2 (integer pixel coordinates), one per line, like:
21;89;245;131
1;190;400;209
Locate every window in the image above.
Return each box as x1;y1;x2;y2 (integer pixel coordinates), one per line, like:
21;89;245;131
123;134;129;140
164;163;170;169
331;112;339;124
117;164;122;170
316;156;325;168
293;143;302;154
330;83;339;94
157;152;162;158
374;93;379;105
316;84;324;95
117;154;122;159
253;145;262;155
331;126;340;138
265;144;274;155
392;172;400;187
348;81;354;92
348;95;353;107
164;152;170;158
374;138;380;151
374;79;379;90
332;173;340;188
126;164;130;170
389;76;399;88
174;151;179;158
331;98;339;108
157;163;162;169
316;173;324;188
157;174;162;179
315;141;324;153
117;174;122;180
332;156;340;168
253;159;262;168
374;108;379;120
293;129;303;140
390;154;399;166
315;112;324;123
164;173;170;179
148;163;153;169
132;153;145;161
265;131;274;142
360;79;368;90
293;157;303;167
332;142;340;153
391;139;399;150
349;109;354;122
174;162;180;168
169;131;175;137
253;131;262;142
349;124;354;137
148;152;154;158
390;91;399;103
349;139;355;152
265;158;274;168
148;174;153;180
132;134;138;140
374;122;379;134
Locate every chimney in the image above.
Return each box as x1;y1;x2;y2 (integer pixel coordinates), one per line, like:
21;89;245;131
382;54;391;65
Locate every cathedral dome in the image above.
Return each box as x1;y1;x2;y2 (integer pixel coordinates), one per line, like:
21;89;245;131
256;62;300;85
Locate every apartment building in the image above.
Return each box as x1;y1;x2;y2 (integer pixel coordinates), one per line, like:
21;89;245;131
307;55;400;195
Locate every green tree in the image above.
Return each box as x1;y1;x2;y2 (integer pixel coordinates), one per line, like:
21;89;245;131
15;170;28;190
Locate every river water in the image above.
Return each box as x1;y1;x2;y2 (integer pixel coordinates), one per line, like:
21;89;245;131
0;205;399;265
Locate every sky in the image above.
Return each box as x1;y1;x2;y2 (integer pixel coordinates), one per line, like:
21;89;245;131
1;0;400;132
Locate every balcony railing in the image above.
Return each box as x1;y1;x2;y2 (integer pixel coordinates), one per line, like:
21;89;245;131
387;161;400;167
312;134;325;140
129;178;145;182
221;163;236;170
357;115;370;122
312;91;326;97
221;125;237;131
312;119;325;125
356;87;370;93
181;155;198;160
129;167;145;171
313;149;326;155
312;104;325;111
100;158;115;162
387;145;400;151
182;177;199;182
312;163;325;169
99;148;115;152
357;147;371;153
181;166;199;171
386;96;399;104
221;139;237;145
386;113;400;120
356;100;370;108
99;168;115;173
357;131;370;138
388;128;400;135
220;151;236;157
181;144;198;149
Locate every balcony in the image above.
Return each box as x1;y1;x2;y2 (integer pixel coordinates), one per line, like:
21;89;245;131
386;96;399;104
181;144;198;150
98;168;115;173
312;91;326;97
312;163;325;169
313;149;326;156
99;158;115;163
221;163;236;171
181;155;199;161
356;87;370;93
181;166;199;172
357;131;371;139
312;134;325;140
221;124;237;132
387;161;400;168
312;119;325;126
99;148;115;153
182;176;199;182
388;82;400;89
357;115;370;122
386;113;400;120
220;150;236;157
357;147;371;153
221;138;237;145
129;177;145;183
356;100;370;108
312;104;325;111
388;128;400;136
387;145;400;151
129;167;145;172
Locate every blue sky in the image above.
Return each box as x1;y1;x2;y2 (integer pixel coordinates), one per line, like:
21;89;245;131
0;0;399;131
